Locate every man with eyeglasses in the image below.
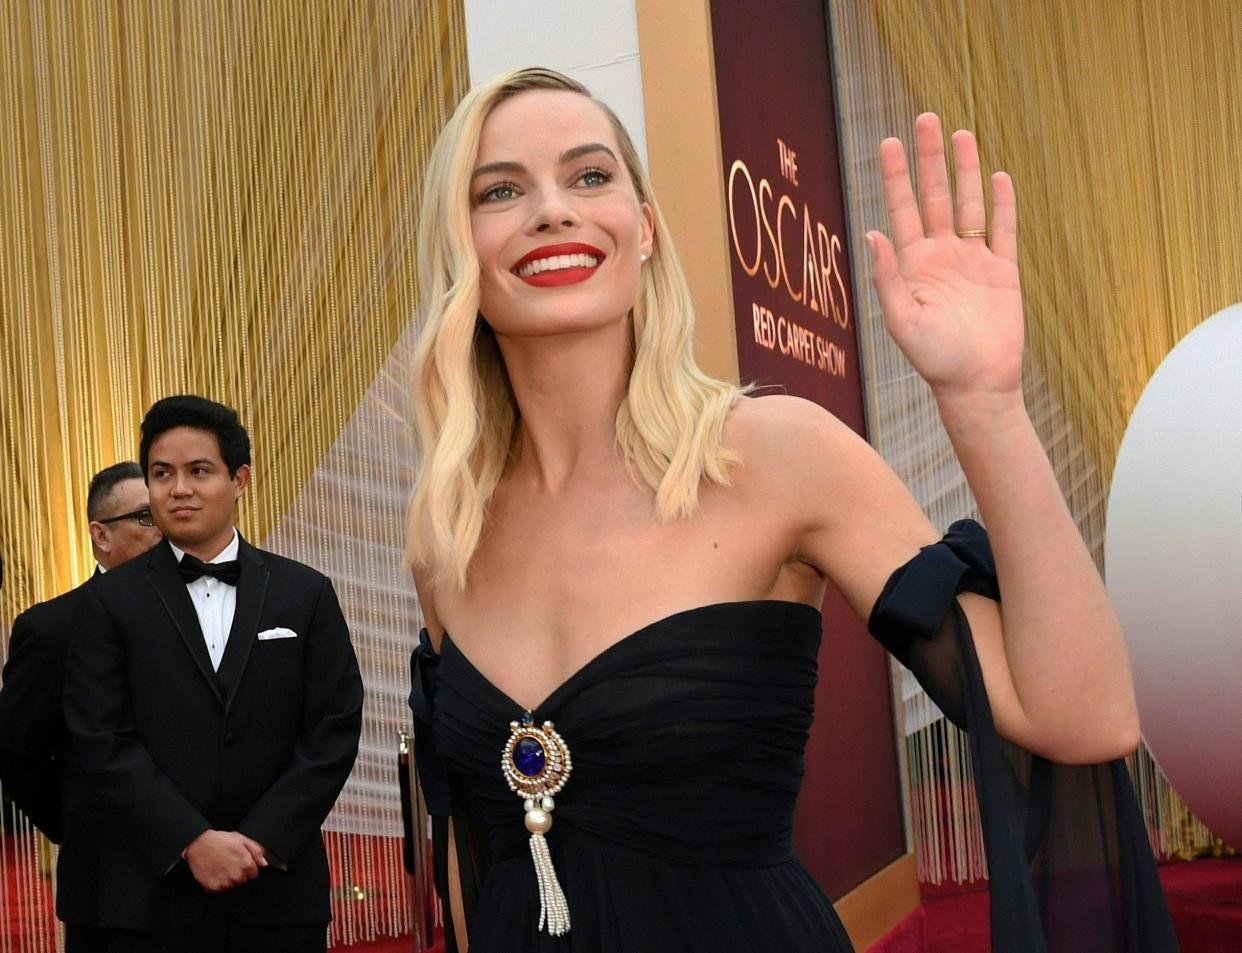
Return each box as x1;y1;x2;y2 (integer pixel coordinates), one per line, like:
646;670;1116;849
0;461;161;953
86;462;161;560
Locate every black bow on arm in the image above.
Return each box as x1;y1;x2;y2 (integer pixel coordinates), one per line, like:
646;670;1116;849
178;554;241;586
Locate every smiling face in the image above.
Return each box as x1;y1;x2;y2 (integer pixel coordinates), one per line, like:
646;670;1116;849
146;426;250;559
470;89;655;338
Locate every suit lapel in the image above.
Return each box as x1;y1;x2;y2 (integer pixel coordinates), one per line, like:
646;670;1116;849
217;535;269;717
145;541;223;705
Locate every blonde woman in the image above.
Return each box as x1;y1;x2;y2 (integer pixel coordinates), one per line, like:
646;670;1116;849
406;68;1175;953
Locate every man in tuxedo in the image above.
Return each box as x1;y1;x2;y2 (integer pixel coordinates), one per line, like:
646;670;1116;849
65;396;364;953
0;461;162;953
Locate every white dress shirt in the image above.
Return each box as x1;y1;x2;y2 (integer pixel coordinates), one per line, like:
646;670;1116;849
170;531;239;672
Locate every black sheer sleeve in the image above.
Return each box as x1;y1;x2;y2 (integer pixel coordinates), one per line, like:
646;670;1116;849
409;628;491;953
869;520;1180;953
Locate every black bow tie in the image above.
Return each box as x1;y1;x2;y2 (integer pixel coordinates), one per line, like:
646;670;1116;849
179;554;241;586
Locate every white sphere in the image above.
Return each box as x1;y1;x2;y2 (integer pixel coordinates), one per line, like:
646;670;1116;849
1106;301;1242;849
524;808;553;834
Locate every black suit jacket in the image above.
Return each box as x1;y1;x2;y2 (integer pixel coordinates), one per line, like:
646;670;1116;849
64;535;363;930
0;579;103;926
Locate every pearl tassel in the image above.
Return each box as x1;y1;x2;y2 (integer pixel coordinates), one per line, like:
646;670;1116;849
528;829;571;935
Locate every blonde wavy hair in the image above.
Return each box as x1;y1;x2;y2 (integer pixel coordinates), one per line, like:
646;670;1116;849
406;67;742;588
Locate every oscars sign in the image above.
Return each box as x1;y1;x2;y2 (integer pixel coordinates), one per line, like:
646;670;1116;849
727;140;853;380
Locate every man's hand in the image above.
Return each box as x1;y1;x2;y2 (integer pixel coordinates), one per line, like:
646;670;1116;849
183;829;268;892
237;833;271;869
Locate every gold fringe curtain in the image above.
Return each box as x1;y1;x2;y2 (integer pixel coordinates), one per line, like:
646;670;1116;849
828;0;1241;881
866;0;1242;480
0;0;466;610
0;0;468;947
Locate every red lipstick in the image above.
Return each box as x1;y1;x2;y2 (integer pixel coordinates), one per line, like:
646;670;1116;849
512;242;605;287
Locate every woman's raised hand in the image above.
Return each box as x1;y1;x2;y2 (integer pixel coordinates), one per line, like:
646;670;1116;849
867;113;1024;403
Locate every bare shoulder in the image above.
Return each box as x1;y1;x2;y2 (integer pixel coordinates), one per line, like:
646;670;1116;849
410;565;445;651
726;394;936;616
724;393;875;488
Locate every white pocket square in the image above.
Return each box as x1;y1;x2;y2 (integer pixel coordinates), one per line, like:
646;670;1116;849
257;627;298;641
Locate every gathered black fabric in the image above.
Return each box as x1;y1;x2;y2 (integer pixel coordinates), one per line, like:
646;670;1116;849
409;520;1179;952
869;520;1179;953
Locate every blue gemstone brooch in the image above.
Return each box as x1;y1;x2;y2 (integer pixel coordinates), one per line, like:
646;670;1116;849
501;714;573;935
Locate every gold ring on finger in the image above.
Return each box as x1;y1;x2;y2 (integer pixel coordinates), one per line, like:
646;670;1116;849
957;228;988;239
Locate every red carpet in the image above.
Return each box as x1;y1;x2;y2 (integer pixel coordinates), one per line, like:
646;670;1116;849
870;857;1242;953
1161;857;1242;952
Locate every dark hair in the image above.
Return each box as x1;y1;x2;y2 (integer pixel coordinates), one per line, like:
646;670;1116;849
86;461;145;521
139;396;252;478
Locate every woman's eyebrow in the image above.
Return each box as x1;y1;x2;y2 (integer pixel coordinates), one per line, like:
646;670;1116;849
472;160;524;181
472;144;617;181
559;142;617;164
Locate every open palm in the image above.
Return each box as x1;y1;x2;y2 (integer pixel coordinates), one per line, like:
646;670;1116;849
868;114;1025;399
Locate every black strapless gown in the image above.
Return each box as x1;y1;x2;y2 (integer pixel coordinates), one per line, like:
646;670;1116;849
433;600;850;952
409;521;1180;953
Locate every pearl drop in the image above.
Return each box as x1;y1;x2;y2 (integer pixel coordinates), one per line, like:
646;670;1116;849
541;795;555;811
525;808;553;834
524;798;535;812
